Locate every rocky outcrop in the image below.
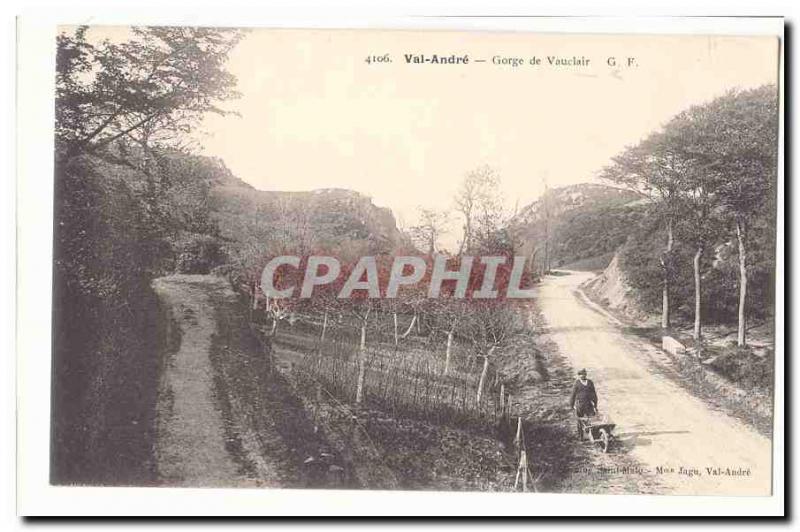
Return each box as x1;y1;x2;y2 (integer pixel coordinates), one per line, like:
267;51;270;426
210;173;409;256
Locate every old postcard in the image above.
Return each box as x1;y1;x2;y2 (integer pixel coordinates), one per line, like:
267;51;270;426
17;15;784;516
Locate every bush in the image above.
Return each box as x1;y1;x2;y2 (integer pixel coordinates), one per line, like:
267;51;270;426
617;206;775;324
706;347;774;391
52;159;168;484
175;234;227;274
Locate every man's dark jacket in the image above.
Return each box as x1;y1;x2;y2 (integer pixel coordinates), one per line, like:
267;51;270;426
570;378;598;415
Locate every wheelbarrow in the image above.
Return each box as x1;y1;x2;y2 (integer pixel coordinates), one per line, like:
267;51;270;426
577;413;616;453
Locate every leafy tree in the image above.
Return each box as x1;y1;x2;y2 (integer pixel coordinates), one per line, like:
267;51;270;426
669;86;778;345
52;25;242;483
56;26;242;160
603;85;777;344
601;131;688;328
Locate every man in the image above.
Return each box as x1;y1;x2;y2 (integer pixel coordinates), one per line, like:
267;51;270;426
569;368;598;441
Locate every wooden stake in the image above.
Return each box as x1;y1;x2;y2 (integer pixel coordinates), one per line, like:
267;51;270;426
444;328;454;375
521;451;528;492
476;350;492;404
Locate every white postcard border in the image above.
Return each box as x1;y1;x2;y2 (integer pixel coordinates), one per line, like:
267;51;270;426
15;7;785;517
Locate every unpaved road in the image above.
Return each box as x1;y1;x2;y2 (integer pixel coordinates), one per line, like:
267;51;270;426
152;275;273;487
536;271;772;496
151;275;343;489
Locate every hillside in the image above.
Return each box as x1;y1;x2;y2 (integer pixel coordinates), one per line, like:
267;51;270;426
509;183;645;272
145;153;410;273
210;175;407;260
50;149;410;483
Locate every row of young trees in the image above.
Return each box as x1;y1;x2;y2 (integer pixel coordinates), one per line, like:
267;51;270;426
601;85;778;346
245;252;524;406
236;164;532;413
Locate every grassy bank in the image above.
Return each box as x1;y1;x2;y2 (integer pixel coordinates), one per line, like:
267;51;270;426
51;283;167;485
621;325;774;437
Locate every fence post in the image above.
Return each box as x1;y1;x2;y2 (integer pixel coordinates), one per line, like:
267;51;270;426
521;451;528;492
314;382;322;433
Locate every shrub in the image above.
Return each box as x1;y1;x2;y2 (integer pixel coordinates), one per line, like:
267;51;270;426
175;234;227;274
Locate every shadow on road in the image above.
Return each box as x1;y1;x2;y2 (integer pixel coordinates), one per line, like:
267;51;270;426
617;430;691;438
612;430;691;452
546;325;620;334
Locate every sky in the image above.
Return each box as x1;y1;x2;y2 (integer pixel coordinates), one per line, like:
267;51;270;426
89;27;780;247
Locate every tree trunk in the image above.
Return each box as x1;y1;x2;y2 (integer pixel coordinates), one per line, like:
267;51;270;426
476;346;495;404
529;248;538;279
250;282;258;322
693;246;703;341
444;328;454;375
355;350;366;404
462;218;472;255
320;310;328;343
356;321;367;404
736;218;748;347
262;334;274;373
661;219;673;329
401;314;417;338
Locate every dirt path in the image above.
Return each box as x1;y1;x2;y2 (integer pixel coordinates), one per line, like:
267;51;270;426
152;275;274;487
536;271;773;496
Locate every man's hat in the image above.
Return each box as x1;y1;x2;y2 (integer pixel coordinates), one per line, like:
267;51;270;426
577;368;587;376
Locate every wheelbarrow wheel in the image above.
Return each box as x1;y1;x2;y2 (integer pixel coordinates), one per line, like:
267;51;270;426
598;428;610;453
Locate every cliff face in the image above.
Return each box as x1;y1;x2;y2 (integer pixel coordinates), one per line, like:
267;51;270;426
509;183;645;271
209;171;407;257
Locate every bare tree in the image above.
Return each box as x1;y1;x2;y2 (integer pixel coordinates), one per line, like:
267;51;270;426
454;165;503;255
464;303;516;404
408;208;450;254
351;301;373;404
431;298;468;375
